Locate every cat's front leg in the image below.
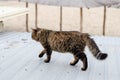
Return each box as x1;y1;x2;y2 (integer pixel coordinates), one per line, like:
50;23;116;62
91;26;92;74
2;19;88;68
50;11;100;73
39;49;46;58
44;48;52;63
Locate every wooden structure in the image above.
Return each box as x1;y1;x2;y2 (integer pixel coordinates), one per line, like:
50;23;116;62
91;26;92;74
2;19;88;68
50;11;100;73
18;0;120;36
0;0;119;35
0;6;29;32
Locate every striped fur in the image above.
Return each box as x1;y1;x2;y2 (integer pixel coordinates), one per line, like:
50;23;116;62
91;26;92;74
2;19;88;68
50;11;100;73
32;28;107;71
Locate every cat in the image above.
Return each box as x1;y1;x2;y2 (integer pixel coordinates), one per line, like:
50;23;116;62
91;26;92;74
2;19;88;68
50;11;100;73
31;28;107;71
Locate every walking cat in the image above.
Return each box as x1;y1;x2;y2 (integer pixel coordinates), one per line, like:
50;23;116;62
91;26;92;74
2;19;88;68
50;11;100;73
32;28;107;71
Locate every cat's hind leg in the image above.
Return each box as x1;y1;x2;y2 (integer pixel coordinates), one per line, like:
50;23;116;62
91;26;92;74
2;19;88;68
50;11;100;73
39;49;46;58
70;55;79;66
77;52;88;71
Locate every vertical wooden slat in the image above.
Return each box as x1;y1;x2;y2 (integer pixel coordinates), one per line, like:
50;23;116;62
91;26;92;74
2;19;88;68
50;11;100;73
60;6;62;31
35;3;38;28
80;8;83;32
103;6;107;36
26;2;29;32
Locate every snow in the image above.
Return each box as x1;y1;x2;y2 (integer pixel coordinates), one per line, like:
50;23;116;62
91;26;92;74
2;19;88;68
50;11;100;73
0;32;120;80
19;0;120;8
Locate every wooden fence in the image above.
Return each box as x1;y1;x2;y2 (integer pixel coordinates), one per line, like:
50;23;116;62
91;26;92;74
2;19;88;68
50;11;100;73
24;3;107;35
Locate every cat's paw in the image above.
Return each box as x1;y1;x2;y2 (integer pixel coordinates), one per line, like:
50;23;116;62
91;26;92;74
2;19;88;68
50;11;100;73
70;62;76;66
39;53;44;58
81;67;87;71
39;50;46;58
70;60;79;66
44;59;50;63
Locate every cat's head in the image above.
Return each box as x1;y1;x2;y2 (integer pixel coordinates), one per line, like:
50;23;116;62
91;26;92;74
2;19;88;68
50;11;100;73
31;28;45;41
31;28;39;41
31;28;51;41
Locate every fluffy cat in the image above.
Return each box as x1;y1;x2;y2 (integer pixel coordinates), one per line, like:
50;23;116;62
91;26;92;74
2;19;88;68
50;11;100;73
32;28;107;71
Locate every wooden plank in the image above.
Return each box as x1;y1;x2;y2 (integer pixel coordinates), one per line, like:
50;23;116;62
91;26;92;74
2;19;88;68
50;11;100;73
60;6;62;31
0;21;3;32
103;6;106;36
35;3;38;28
26;2;29;32
80;8;83;32
0;7;29;21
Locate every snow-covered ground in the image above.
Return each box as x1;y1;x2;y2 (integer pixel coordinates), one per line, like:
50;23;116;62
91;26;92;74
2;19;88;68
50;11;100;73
0;32;120;80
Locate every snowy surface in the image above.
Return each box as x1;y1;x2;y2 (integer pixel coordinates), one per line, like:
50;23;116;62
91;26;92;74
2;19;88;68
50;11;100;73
0;32;120;80
19;0;120;8
0;7;28;21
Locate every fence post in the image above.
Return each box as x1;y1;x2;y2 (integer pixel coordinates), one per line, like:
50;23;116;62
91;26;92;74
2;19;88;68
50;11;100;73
103;6;107;36
80;8;83;32
60;6;63;31
35;3;38;28
26;2;29;32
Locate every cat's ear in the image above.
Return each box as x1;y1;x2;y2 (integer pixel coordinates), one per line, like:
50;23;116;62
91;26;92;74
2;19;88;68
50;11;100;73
31;28;37;32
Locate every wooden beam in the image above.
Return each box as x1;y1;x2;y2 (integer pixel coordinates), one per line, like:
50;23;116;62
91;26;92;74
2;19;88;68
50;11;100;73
103;6;107;36
80;8;83;32
26;2;29;32
35;3;38;28
60;6;62;31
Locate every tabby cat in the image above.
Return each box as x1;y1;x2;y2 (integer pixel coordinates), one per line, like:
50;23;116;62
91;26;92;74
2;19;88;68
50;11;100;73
32;28;107;71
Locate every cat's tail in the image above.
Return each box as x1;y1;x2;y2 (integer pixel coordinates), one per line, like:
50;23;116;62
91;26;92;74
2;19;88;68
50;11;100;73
82;33;107;60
